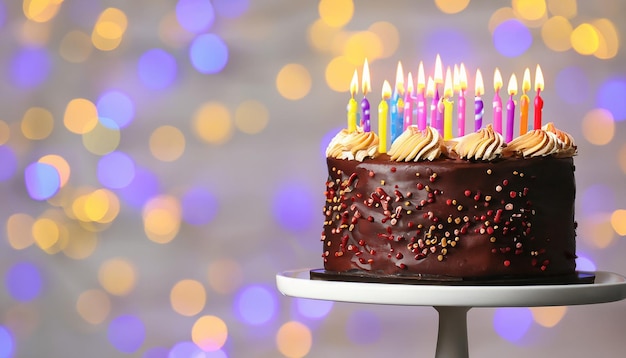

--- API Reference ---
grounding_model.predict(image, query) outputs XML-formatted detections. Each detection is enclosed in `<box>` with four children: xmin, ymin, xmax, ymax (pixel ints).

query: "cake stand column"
<box><xmin>433</xmin><ymin>306</ymin><xmax>470</xmax><ymax>358</ymax></box>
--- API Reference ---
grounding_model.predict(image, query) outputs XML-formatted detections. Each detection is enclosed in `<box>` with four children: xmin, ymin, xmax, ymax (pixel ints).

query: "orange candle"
<box><xmin>519</xmin><ymin>68</ymin><xmax>530</xmax><ymax>135</ymax></box>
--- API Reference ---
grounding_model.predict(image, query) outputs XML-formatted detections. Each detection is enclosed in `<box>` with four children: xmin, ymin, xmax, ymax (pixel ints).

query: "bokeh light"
<box><xmin>24</xmin><ymin>162</ymin><xmax>60</xmax><ymax>200</ymax></box>
<box><xmin>107</xmin><ymin>314</ymin><xmax>145</xmax><ymax>354</ymax></box>
<box><xmin>0</xmin><ymin>325</ymin><xmax>14</xmax><ymax>358</ymax></box>
<box><xmin>576</xmin><ymin>254</ymin><xmax>597</xmax><ymax>271</ymax></box>
<box><xmin>580</xmin><ymin>184</ymin><xmax>615</xmax><ymax>216</ymax></box>
<box><xmin>181</xmin><ymin>186</ymin><xmax>218</xmax><ymax>226</ymax></box>
<box><xmin>97</xmin><ymin>90</ymin><xmax>135</xmax><ymax>129</ymax></box>
<box><xmin>493</xmin><ymin>307</ymin><xmax>533</xmax><ymax>342</ymax></box>
<box><xmin>32</xmin><ymin>217</ymin><xmax>60</xmax><ymax>252</ymax></box>
<box><xmin>76</xmin><ymin>289</ymin><xmax>112</xmax><ymax>325</ymax></box>
<box><xmin>541</xmin><ymin>16</ymin><xmax>572</xmax><ymax>52</ymax></box>
<box><xmin>207</xmin><ymin>258</ymin><xmax>243</xmax><ymax>295</ymax></box>
<box><xmin>276</xmin><ymin>321</ymin><xmax>312</xmax><ymax>358</ymax></box>
<box><xmin>435</xmin><ymin>0</ymin><xmax>470</xmax><ymax>14</ymax></box>
<box><xmin>150</xmin><ymin>125</ymin><xmax>186</xmax><ymax>162</ymax></box>
<box><xmin>138</xmin><ymin>49</ymin><xmax>178</xmax><ymax>90</ymax></box>
<box><xmin>59</xmin><ymin>30</ymin><xmax>93</xmax><ymax>63</ymax></box>
<box><xmin>23</xmin><ymin>0</ymin><xmax>62</xmax><ymax>23</ymax></box>
<box><xmin>21</xmin><ymin>107</ymin><xmax>54</xmax><ymax>140</ymax></box>
<box><xmin>176</xmin><ymin>0</ymin><xmax>215</xmax><ymax>34</ymax></box>
<box><xmin>213</xmin><ymin>0</ymin><xmax>249</xmax><ymax>18</ymax></box>
<box><xmin>512</xmin><ymin>0</ymin><xmax>547</xmax><ymax>21</ymax></box>
<box><xmin>343</xmin><ymin>31</ymin><xmax>383</xmax><ymax>65</ymax></box>
<box><xmin>189</xmin><ymin>34</ymin><xmax>229</xmax><ymax>74</ymax></box>
<box><xmin>92</xmin><ymin>7</ymin><xmax>128</xmax><ymax>51</ymax></box>
<box><xmin>0</xmin><ymin>145</ymin><xmax>18</xmax><ymax>181</ymax></box>
<box><xmin>170</xmin><ymin>279</ymin><xmax>206</xmax><ymax>317</ymax></box>
<box><xmin>591</xmin><ymin>18</ymin><xmax>619</xmax><ymax>59</ymax></box>
<box><xmin>276</xmin><ymin>64</ymin><xmax>312</xmax><ymax>100</ymax></box>
<box><xmin>234</xmin><ymin>285</ymin><xmax>277</xmax><ymax>325</ymax></box>
<box><xmin>492</xmin><ymin>19</ymin><xmax>532</xmax><ymax>57</ymax></box>
<box><xmin>98</xmin><ymin>151</ymin><xmax>136</xmax><ymax>189</ymax></box>
<box><xmin>294</xmin><ymin>298</ymin><xmax>333</xmax><ymax>320</ymax></box>
<box><xmin>82</xmin><ymin>118</ymin><xmax>121</xmax><ymax>155</ymax></box>
<box><xmin>116</xmin><ymin>166</ymin><xmax>161</xmax><ymax>209</ymax></box>
<box><xmin>98</xmin><ymin>257</ymin><xmax>137</xmax><ymax>296</ymax></box>
<box><xmin>168</xmin><ymin>341</ymin><xmax>211</xmax><ymax>358</ymax></box>
<box><xmin>9</xmin><ymin>47</ymin><xmax>51</xmax><ymax>88</ymax></box>
<box><xmin>368</xmin><ymin>22</ymin><xmax>399</xmax><ymax>59</ymax></box>
<box><xmin>0</xmin><ymin>120</ymin><xmax>9</xmax><ymax>145</ymax></box>
<box><xmin>143</xmin><ymin>195</ymin><xmax>182</xmax><ymax>244</ymax></box>
<box><xmin>5</xmin><ymin>262</ymin><xmax>43</xmax><ymax>302</ymax></box>
<box><xmin>579</xmin><ymin>214</ymin><xmax>615</xmax><ymax>249</ymax></box>
<box><xmin>546</xmin><ymin>0</ymin><xmax>577</xmax><ymax>18</ymax></box>
<box><xmin>346</xmin><ymin>310</ymin><xmax>381</xmax><ymax>345</ymax></box>
<box><xmin>6</xmin><ymin>213</ymin><xmax>35</xmax><ymax>250</ymax></box>
<box><xmin>571</xmin><ymin>23</ymin><xmax>599</xmax><ymax>55</ymax></box>
<box><xmin>610</xmin><ymin>209</ymin><xmax>626</xmax><ymax>236</ymax></box>
<box><xmin>234</xmin><ymin>100</ymin><xmax>270</xmax><ymax>134</ymax></box>
<box><xmin>64</xmin><ymin>98</ymin><xmax>99</xmax><ymax>134</ymax></box>
<box><xmin>191</xmin><ymin>315</ymin><xmax>228</xmax><ymax>351</ymax></box>
<box><xmin>530</xmin><ymin>306</ymin><xmax>567</xmax><ymax>328</ymax></box>
<box><xmin>581</xmin><ymin>108</ymin><xmax>614</xmax><ymax>145</ymax></box>
<box><xmin>325</xmin><ymin>56</ymin><xmax>355</xmax><ymax>92</ymax></box>
<box><xmin>307</xmin><ymin>19</ymin><xmax>342</xmax><ymax>53</ymax></box>
<box><xmin>318</xmin><ymin>0</ymin><xmax>353</xmax><ymax>28</ymax></box>
<box><xmin>272</xmin><ymin>182</ymin><xmax>317</xmax><ymax>233</ymax></box>
<box><xmin>38</xmin><ymin>155</ymin><xmax>70</xmax><ymax>188</ymax></box>
<box><xmin>192</xmin><ymin>101</ymin><xmax>232</xmax><ymax>145</ymax></box>
<box><xmin>596</xmin><ymin>78</ymin><xmax>626</xmax><ymax>121</ymax></box>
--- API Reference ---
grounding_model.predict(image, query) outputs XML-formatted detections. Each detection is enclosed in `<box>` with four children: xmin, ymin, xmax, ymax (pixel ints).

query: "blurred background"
<box><xmin>0</xmin><ymin>0</ymin><xmax>625</xmax><ymax>357</ymax></box>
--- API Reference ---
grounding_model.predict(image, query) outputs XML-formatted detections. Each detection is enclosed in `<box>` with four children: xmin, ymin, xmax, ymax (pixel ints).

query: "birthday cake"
<box><xmin>317</xmin><ymin>59</ymin><xmax>580</xmax><ymax>283</ymax></box>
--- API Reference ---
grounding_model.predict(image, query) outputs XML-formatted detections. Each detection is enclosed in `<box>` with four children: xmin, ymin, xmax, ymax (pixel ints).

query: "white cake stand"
<box><xmin>276</xmin><ymin>269</ymin><xmax>626</xmax><ymax>358</ymax></box>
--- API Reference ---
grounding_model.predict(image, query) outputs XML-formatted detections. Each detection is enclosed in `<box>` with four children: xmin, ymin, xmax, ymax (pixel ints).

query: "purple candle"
<box><xmin>474</xmin><ymin>69</ymin><xmax>484</xmax><ymax>131</ymax></box>
<box><xmin>435</xmin><ymin>88</ymin><xmax>443</xmax><ymax>134</ymax></box>
<box><xmin>457</xmin><ymin>64</ymin><xmax>468</xmax><ymax>136</ymax></box>
<box><xmin>506</xmin><ymin>74</ymin><xmax>518</xmax><ymax>142</ymax></box>
<box><xmin>427</xmin><ymin>76</ymin><xmax>436</xmax><ymax>128</ymax></box>
<box><xmin>361</xmin><ymin>59</ymin><xmax>371</xmax><ymax>131</ymax></box>
<box><xmin>492</xmin><ymin>68</ymin><xmax>503</xmax><ymax>135</ymax></box>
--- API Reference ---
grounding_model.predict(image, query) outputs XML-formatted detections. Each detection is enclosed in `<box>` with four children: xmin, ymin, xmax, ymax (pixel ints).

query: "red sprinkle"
<box><xmin>503</xmin><ymin>260</ymin><xmax>511</xmax><ymax>267</ymax></box>
<box><xmin>391</xmin><ymin>167</ymin><xmax>397</xmax><ymax>173</ymax></box>
<box><xmin>417</xmin><ymin>183</ymin><xmax>424</xmax><ymax>190</ymax></box>
<box><xmin>368</xmin><ymin>170</ymin><xmax>375</xmax><ymax>177</ymax></box>
<box><xmin>503</xmin><ymin>179</ymin><xmax>509</xmax><ymax>186</ymax></box>
<box><xmin>510</xmin><ymin>191</ymin><xmax>517</xmax><ymax>198</ymax></box>
<box><xmin>464</xmin><ymin>190</ymin><xmax>471</xmax><ymax>197</ymax></box>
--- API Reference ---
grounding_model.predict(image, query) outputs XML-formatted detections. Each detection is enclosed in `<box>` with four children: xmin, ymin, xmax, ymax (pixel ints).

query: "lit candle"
<box><xmin>533</xmin><ymin>65</ymin><xmax>544</xmax><ymax>130</ymax></box>
<box><xmin>361</xmin><ymin>59</ymin><xmax>371</xmax><ymax>132</ymax></box>
<box><xmin>416</xmin><ymin>61</ymin><xmax>427</xmax><ymax>130</ymax></box>
<box><xmin>391</xmin><ymin>61</ymin><xmax>405</xmax><ymax>142</ymax></box>
<box><xmin>457</xmin><ymin>63</ymin><xmax>468</xmax><ymax>136</ymax></box>
<box><xmin>493</xmin><ymin>68</ymin><xmax>503</xmax><ymax>135</ymax></box>
<box><xmin>379</xmin><ymin>80</ymin><xmax>392</xmax><ymax>153</ymax></box>
<box><xmin>347</xmin><ymin>69</ymin><xmax>358</xmax><ymax>132</ymax></box>
<box><xmin>474</xmin><ymin>69</ymin><xmax>484</xmax><ymax>131</ymax></box>
<box><xmin>441</xmin><ymin>67</ymin><xmax>454</xmax><ymax>140</ymax></box>
<box><xmin>404</xmin><ymin>72</ymin><xmax>414</xmax><ymax>130</ymax></box>
<box><xmin>506</xmin><ymin>74</ymin><xmax>518</xmax><ymax>142</ymax></box>
<box><xmin>519</xmin><ymin>68</ymin><xmax>531</xmax><ymax>135</ymax></box>
<box><xmin>426</xmin><ymin>76</ymin><xmax>436</xmax><ymax>128</ymax></box>
<box><xmin>434</xmin><ymin>54</ymin><xmax>444</xmax><ymax>134</ymax></box>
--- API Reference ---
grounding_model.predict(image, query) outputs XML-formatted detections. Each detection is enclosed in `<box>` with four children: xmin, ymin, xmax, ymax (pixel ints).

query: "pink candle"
<box><xmin>457</xmin><ymin>64</ymin><xmax>468</xmax><ymax>136</ymax></box>
<box><xmin>492</xmin><ymin>68</ymin><xmax>503</xmax><ymax>135</ymax></box>
<box><xmin>434</xmin><ymin>54</ymin><xmax>444</xmax><ymax>134</ymax></box>
<box><xmin>426</xmin><ymin>76</ymin><xmax>436</xmax><ymax>128</ymax></box>
<box><xmin>361</xmin><ymin>59</ymin><xmax>371</xmax><ymax>132</ymax></box>
<box><xmin>474</xmin><ymin>69</ymin><xmax>484</xmax><ymax>131</ymax></box>
<box><xmin>506</xmin><ymin>74</ymin><xmax>518</xmax><ymax>142</ymax></box>
<box><xmin>404</xmin><ymin>72</ymin><xmax>414</xmax><ymax>129</ymax></box>
<box><xmin>416</xmin><ymin>62</ymin><xmax>427</xmax><ymax>130</ymax></box>
<box><xmin>533</xmin><ymin>65</ymin><xmax>544</xmax><ymax>130</ymax></box>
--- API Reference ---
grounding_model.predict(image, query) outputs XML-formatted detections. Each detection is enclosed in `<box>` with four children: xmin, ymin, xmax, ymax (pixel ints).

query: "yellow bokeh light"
<box><xmin>546</xmin><ymin>0</ymin><xmax>577</xmax><ymax>18</ymax></box>
<box><xmin>82</xmin><ymin>120</ymin><xmax>120</xmax><ymax>155</ymax></box>
<box><xmin>64</xmin><ymin>98</ymin><xmax>99</xmax><ymax>134</ymax></box>
<box><xmin>0</xmin><ymin>119</ymin><xmax>9</xmax><ymax>145</ymax></box>
<box><xmin>530</xmin><ymin>306</ymin><xmax>567</xmax><ymax>327</ymax></box>
<box><xmin>150</xmin><ymin>125</ymin><xmax>185</xmax><ymax>162</ymax></box>
<box><xmin>18</xmin><ymin>20</ymin><xmax>51</xmax><ymax>47</ymax></box>
<box><xmin>62</xmin><ymin>228</ymin><xmax>98</xmax><ymax>260</ymax></box>
<box><xmin>276</xmin><ymin>321</ymin><xmax>312</xmax><ymax>358</ymax></box>
<box><xmin>170</xmin><ymin>279</ymin><xmax>207</xmax><ymax>317</ymax></box>
<box><xmin>192</xmin><ymin>102</ymin><xmax>233</xmax><ymax>145</ymax></box>
<box><xmin>207</xmin><ymin>258</ymin><xmax>243</xmax><ymax>294</ymax></box>
<box><xmin>84</xmin><ymin>189</ymin><xmax>112</xmax><ymax>222</ymax></box>
<box><xmin>541</xmin><ymin>16</ymin><xmax>572</xmax><ymax>52</ymax></box>
<box><xmin>343</xmin><ymin>31</ymin><xmax>383</xmax><ymax>65</ymax></box>
<box><xmin>192</xmin><ymin>315</ymin><xmax>228</xmax><ymax>352</ymax></box>
<box><xmin>581</xmin><ymin>108</ymin><xmax>614</xmax><ymax>145</ymax></box>
<box><xmin>158</xmin><ymin>11</ymin><xmax>195</xmax><ymax>49</ymax></box>
<box><xmin>318</xmin><ymin>0</ymin><xmax>353</xmax><ymax>28</ymax></box>
<box><xmin>618</xmin><ymin>143</ymin><xmax>626</xmax><ymax>175</ymax></box>
<box><xmin>512</xmin><ymin>0</ymin><xmax>547</xmax><ymax>21</ymax></box>
<box><xmin>59</xmin><ymin>30</ymin><xmax>93</xmax><ymax>63</ymax></box>
<box><xmin>591</xmin><ymin>18</ymin><xmax>619</xmax><ymax>60</ymax></box>
<box><xmin>276</xmin><ymin>64</ymin><xmax>312</xmax><ymax>100</ymax></box>
<box><xmin>571</xmin><ymin>23</ymin><xmax>599</xmax><ymax>55</ymax></box>
<box><xmin>91</xmin><ymin>8</ymin><xmax>127</xmax><ymax>51</ymax></box>
<box><xmin>38</xmin><ymin>154</ymin><xmax>70</xmax><ymax>188</ymax></box>
<box><xmin>21</xmin><ymin>107</ymin><xmax>54</xmax><ymax>140</ymax></box>
<box><xmin>6</xmin><ymin>213</ymin><xmax>35</xmax><ymax>250</ymax></box>
<box><xmin>235</xmin><ymin>100</ymin><xmax>270</xmax><ymax>135</ymax></box>
<box><xmin>579</xmin><ymin>214</ymin><xmax>615</xmax><ymax>249</ymax></box>
<box><xmin>325</xmin><ymin>56</ymin><xmax>355</xmax><ymax>92</ymax></box>
<box><xmin>32</xmin><ymin>217</ymin><xmax>60</xmax><ymax>250</ymax></box>
<box><xmin>488</xmin><ymin>7</ymin><xmax>516</xmax><ymax>34</ymax></box>
<box><xmin>98</xmin><ymin>257</ymin><xmax>137</xmax><ymax>296</ymax></box>
<box><xmin>368</xmin><ymin>22</ymin><xmax>399</xmax><ymax>59</ymax></box>
<box><xmin>23</xmin><ymin>0</ymin><xmax>63</xmax><ymax>23</ymax></box>
<box><xmin>307</xmin><ymin>18</ymin><xmax>341</xmax><ymax>53</ymax></box>
<box><xmin>143</xmin><ymin>195</ymin><xmax>181</xmax><ymax>244</ymax></box>
<box><xmin>76</xmin><ymin>289</ymin><xmax>111</xmax><ymax>325</ymax></box>
<box><xmin>435</xmin><ymin>0</ymin><xmax>470</xmax><ymax>14</ymax></box>
<box><xmin>610</xmin><ymin>209</ymin><xmax>626</xmax><ymax>236</ymax></box>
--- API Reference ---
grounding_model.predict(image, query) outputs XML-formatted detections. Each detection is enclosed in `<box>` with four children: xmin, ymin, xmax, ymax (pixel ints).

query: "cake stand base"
<box><xmin>276</xmin><ymin>269</ymin><xmax>626</xmax><ymax>358</ymax></box>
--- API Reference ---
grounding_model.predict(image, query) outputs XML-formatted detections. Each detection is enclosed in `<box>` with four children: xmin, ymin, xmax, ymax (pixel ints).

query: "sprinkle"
<box><xmin>380</xmin><ymin>180</ymin><xmax>385</xmax><ymax>185</ymax></box>
<box><xmin>510</xmin><ymin>191</ymin><xmax>517</xmax><ymax>198</ymax></box>
<box><xmin>437</xmin><ymin>255</ymin><xmax>444</xmax><ymax>261</ymax></box>
<box><xmin>368</xmin><ymin>170</ymin><xmax>375</xmax><ymax>177</ymax></box>
<box><xmin>464</xmin><ymin>190</ymin><xmax>471</xmax><ymax>197</ymax></box>
<box><xmin>503</xmin><ymin>260</ymin><xmax>511</xmax><ymax>267</ymax></box>
<box><xmin>391</xmin><ymin>167</ymin><xmax>396</xmax><ymax>173</ymax></box>
<box><xmin>487</xmin><ymin>169</ymin><xmax>492</xmax><ymax>174</ymax></box>
<box><xmin>495</xmin><ymin>185</ymin><xmax>502</xmax><ymax>192</ymax></box>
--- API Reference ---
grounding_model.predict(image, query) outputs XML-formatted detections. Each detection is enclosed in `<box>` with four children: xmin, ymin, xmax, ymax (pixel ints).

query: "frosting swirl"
<box><xmin>543</xmin><ymin>122</ymin><xmax>577</xmax><ymax>157</ymax></box>
<box><xmin>388</xmin><ymin>126</ymin><xmax>444</xmax><ymax>161</ymax></box>
<box><xmin>502</xmin><ymin>122</ymin><xmax>576</xmax><ymax>158</ymax></box>
<box><xmin>450</xmin><ymin>124</ymin><xmax>505</xmax><ymax>161</ymax></box>
<box><xmin>326</xmin><ymin>128</ymin><xmax>379</xmax><ymax>161</ymax></box>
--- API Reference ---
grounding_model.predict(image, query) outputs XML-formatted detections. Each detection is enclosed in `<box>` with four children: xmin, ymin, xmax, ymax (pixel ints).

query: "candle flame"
<box><xmin>434</xmin><ymin>54</ymin><xmax>443</xmax><ymax>84</ymax></box>
<box><xmin>406</xmin><ymin>72</ymin><xmax>414</xmax><ymax>94</ymax></box>
<box><xmin>395</xmin><ymin>61</ymin><xmax>405</xmax><ymax>95</ymax></box>
<box><xmin>444</xmin><ymin>67</ymin><xmax>453</xmax><ymax>98</ymax></box>
<box><xmin>475</xmin><ymin>69</ymin><xmax>484</xmax><ymax>96</ymax></box>
<box><xmin>508</xmin><ymin>74</ymin><xmax>518</xmax><ymax>95</ymax></box>
<box><xmin>522</xmin><ymin>68</ymin><xmax>531</xmax><ymax>93</ymax></box>
<box><xmin>493</xmin><ymin>68</ymin><xmax>503</xmax><ymax>91</ymax></box>
<box><xmin>459</xmin><ymin>63</ymin><xmax>468</xmax><ymax>91</ymax></box>
<box><xmin>382</xmin><ymin>80</ymin><xmax>392</xmax><ymax>100</ymax></box>
<box><xmin>417</xmin><ymin>61</ymin><xmax>426</xmax><ymax>91</ymax></box>
<box><xmin>362</xmin><ymin>58</ymin><xmax>371</xmax><ymax>95</ymax></box>
<box><xmin>426</xmin><ymin>76</ymin><xmax>435</xmax><ymax>97</ymax></box>
<box><xmin>453</xmin><ymin>64</ymin><xmax>460</xmax><ymax>92</ymax></box>
<box><xmin>350</xmin><ymin>69</ymin><xmax>358</xmax><ymax>98</ymax></box>
<box><xmin>534</xmin><ymin>64</ymin><xmax>544</xmax><ymax>91</ymax></box>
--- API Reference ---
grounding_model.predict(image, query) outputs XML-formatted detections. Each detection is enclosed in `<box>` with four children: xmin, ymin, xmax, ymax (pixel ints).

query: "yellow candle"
<box><xmin>347</xmin><ymin>69</ymin><xmax>358</xmax><ymax>132</ymax></box>
<box><xmin>378</xmin><ymin>80</ymin><xmax>392</xmax><ymax>153</ymax></box>
<box><xmin>519</xmin><ymin>68</ymin><xmax>531</xmax><ymax>135</ymax></box>
<box><xmin>443</xmin><ymin>67</ymin><xmax>454</xmax><ymax>140</ymax></box>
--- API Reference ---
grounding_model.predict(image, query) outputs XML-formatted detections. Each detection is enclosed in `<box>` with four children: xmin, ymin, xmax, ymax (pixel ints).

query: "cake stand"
<box><xmin>276</xmin><ymin>269</ymin><xmax>626</xmax><ymax>358</ymax></box>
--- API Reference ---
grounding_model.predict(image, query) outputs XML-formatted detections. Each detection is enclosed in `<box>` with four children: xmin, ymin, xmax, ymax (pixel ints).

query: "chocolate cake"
<box><xmin>318</xmin><ymin>124</ymin><xmax>580</xmax><ymax>282</ymax></box>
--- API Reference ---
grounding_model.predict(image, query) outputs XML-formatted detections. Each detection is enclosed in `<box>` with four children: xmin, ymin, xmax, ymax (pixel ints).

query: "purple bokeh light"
<box><xmin>575</xmin><ymin>252</ymin><xmax>597</xmax><ymax>272</ymax></box>
<box><xmin>98</xmin><ymin>151</ymin><xmax>136</xmax><ymax>189</ymax></box>
<box><xmin>181</xmin><ymin>186</ymin><xmax>219</xmax><ymax>226</ymax></box>
<box><xmin>9</xmin><ymin>47</ymin><xmax>52</xmax><ymax>89</ymax></box>
<box><xmin>555</xmin><ymin>66</ymin><xmax>590</xmax><ymax>105</ymax></box>
<box><xmin>0</xmin><ymin>325</ymin><xmax>14</xmax><ymax>358</ymax></box>
<box><xmin>272</xmin><ymin>182</ymin><xmax>317</xmax><ymax>233</ymax></box>
<box><xmin>97</xmin><ymin>90</ymin><xmax>135</xmax><ymax>129</ymax></box>
<box><xmin>142</xmin><ymin>346</ymin><xmax>168</xmax><ymax>358</ymax></box>
<box><xmin>138</xmin><ymin>49</ymin><xmax>178</xmax><ymax>90</ymax></box>
<box><xmin>176</xmin><ymin>0</ymin><xmax>215</xmax><ymax>33</ymax></box>
<box><xmin>493</xmin><ymin>307</ymin><xmax>533</xmax><ymax>342</ymax></box>
<box><xmin>421</xmin><ymin>28</ymin><xmax>471</xmax><ymax>65</ymax></box>
<box><xmin>493</xmin><ymin>20</ymin><xmax>532</xmax><ymax>58</ymax></box>
<box><xmin>580</xmin><ymin>184</ymin><xmax>616</xmax><ymax>216</ymax></box>
<box><xmin>5</xmin><ymin>261</ymin><xmax>43</xmax><ymax>302</ymax></box>
<box><xmin>346</xmin><ymin>310</ymin><xmax>382</xmax><ymax>345</ymax></box>
<box><xmin>213</xmin><ymin>0</ymin><xmax>249</xmax><ymax>18</ymax></box>
<box><xmin>189</xmin><ymin>34</ymin><xmax>229</xmax><ymax>74</ymax></box>
<box><xmin>24</xmin><ymin>162</ymin><xmax>60</xmax><ymax>200</ymax></box>
<box><xmin>107</xmin><ymin>314</ymin><xmax>145</xmax><ymax>353</ymax></box>
<box><xmin>0</xmin><ymin>145</ymin><xmax>18</xmax><ymax>181</ymax></box>
<box><xmin>294</xmin><ymin>297</ymin><xmax>334</xmax><ymax>320</ymax></box>
<box><xmin>116</xmin><ymin>166</ymin><xmax>161</xmax><ymax>209</ymax></box>
<box><xmin>596</xmin><ymin>77</ymin><xmax>626</xmax><ymax>121</ymax></box>
<box><xmin>234</xmin><ymin>285</ymin><xmax>277</xmax><ymax>325</ymax></box>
